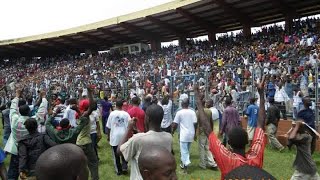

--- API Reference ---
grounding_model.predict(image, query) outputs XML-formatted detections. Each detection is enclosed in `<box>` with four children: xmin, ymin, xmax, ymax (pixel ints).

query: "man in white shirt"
<box><xmin>106</xmin><ymin>100</ymin><xmax>130</xmax><ymax>176</ymax></box>
<box><xmin>172</xmin><ymin>98</ymin><xmax>197</xmax><ymax>174</ymax></box>
<box><xmin>158</xmin><ymin>95</ymin><xmax>173</xmax><ymax>133</ymax></box>
<box><xmin>274</xmin><ymin>83</ymin><xmax>288</xmax><ymax>120</ymax></box>
<box><xmin>118</xmin><ymin>104</ymin><xmax>173</xmax><ymax>180</ymax></box>
<box><xmin>63</xmin><ymin>99</ymin><xmax>78</xmax><ymax>127</ymax></box>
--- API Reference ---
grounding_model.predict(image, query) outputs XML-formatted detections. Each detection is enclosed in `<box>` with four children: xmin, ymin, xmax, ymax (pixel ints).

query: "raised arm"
<box><xmin>194</xmin><ymin>85</ymin><xmax>212</xmax><ymax>137</ymax></box>
<box><xmin>10</xmin><ymin>89</ymin><xmax>21</xmax><ymax>121</ymax></box>
<box><xmin>35</xmin><ymin>90</ymin><xmax>48</xmax><ymax>122</ymax></box>
<box><xmin>82</xmin><ymin>86</ymin><xmax>94</xmax><ymax>117</ymax></box>
<box><xmin>257</xmin><ymin>75</ymin><xmax>266</xmax><ymax>129</ymax></box>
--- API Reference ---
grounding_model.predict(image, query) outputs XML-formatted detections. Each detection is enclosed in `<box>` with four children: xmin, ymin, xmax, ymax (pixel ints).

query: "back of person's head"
<box><xmin>19</xmin><ymin>104</ymin><xmax>30</xmax><ymax>116</ymax></box>
<box><xmin>145</xmin><ymin>96</ymin><xmax>152</xmax><ymax>103</ymax></box>
<box><xmin>146</xmin><ymin>104</ymin><xmax>164</xmax><ymax>127</ymax></box>
<box><xmin>18</xmin><ymin>99</ymin><xmax>27</xmax><ymax>107</ymax></box>
<box><xmin>24</xmin><ymin>118</ymin><xmax>38</xmax><ymax>134</ymax></box>
<box><xmin>139</xmin><ymin>145</ymin><xmax>177</xmax><ymax>180</ymax></box>
<box><xmin>228</xmin><ymin>127</ymin><xmax>248</xmax><ymax>150</ymax></box>
<box><xmin>161</xmin><ymin>96</ymin><xmax>169</xmax><ymax>105</ymax></box>
<box><xmin>225</xmin><ymin>96</ymin><xmax>232</xmax><ymax>106</ymax></box>
<box><xmin>68</xmin><ymin>98</ymin><xmax>77</xmax><ymax>105</ymax></box>
<box><xmin>249</xmin><ymin>98</ymin><xmax>256</xmax><ymax>104</ymax></box>
<box><xmin>224</xmin><ymin>165</ymin><xmax>276</xmax><ymax>180</ymax></box>
<box><xmin>116</xmin><ymin>99</ymin><xmax>123</xmax><ymax>108</ymax></box>
<box><xmin>60</xmin><ymin>118</ymin><xmax>70</xmax><ymax>129</ymax></box>
<box><xmin>181</xmin><ymin>98</ymin><xmax>189</xmax><ymax>108</ymax></box>
<box><xmin>35</xmin><ymin>143</ymin><xmax>88</xmax><ymax>180</ymax></box>
<box><xmin>132</xmin><ymin>96</ymin><xmax>140</xmax><ymax>106</ymax></box>
<box><xmin>206</xmin><ymin>99</ymin><xmax>213</xmax><ymax>108</ymax></box>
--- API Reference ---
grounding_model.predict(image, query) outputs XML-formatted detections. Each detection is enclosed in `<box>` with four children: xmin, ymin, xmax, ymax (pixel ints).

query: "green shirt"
<box><xmin>46</xmin><ymin>116</ymin><xmax>89</xmax><ymax>144</ymax></box>
<box><xmin>76</xmin><ymin>117</ymin><xmax>92</xmax><ymax>146</ymax></box>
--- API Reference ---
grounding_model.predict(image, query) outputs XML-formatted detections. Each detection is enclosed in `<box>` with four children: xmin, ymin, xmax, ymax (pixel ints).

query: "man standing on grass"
<box><xmin>76</xmin><ymin>87</ymin><xmax>99</xmax><ymax>180</ymax></box>
<box><xmin>172</xmin><ymin>98</ymin><xmax>197</xmax><ymax>174</ymax></box>
<box><xmin>266</xmin><ymin>97</ymin><xmax>285</xmax><ymax>152</ymax></box>
<box><xmin>106</xmin><ymin>100</ymin><xmax>130</xmax><ymax>176</ymax></box>
<box><xmin>194</xmin><ymin>75</ymin><xmax>267</xmax><ymax>180</ymax></box>
<box><xmin>127</xmin><ymin>97</ymin><xmax>145</xmax><ymax>133</ymax></box>
<box><xmin>118</xmin><ymin>104</ymin><xmax>172</xmax><ymax>180</ymax></box>
<box><xmin>246</xmin><ymin>98</ymin><xmax>259</xmax><ymax>145</ymax></box>
<box><xmin>220</xmin><ymin>96</ymin><xmax>240</xmax><ymax>146</ymax></box>
<box><xmin>288</xmin><ymin>121</ymin><xmax>320</xmax><ymax>180</ymax></box>
<box><xmin>196</xmin><ymin>99</ymin><xmax>217</xmax><ymax>170</ymax></box>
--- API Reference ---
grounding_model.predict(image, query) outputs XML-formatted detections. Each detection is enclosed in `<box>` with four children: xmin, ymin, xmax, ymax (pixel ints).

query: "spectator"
<box><xmin>118</xmin><ymin>104</ymin><xmax>172</xmax><ymax>180</ymax></box>
<box><xmin>172</xmin><ymin>98</ymin><xmax>197</xmax><ymax>174</ymax></box>
<box><xmin>127</xmin><ymin>97</ymin><xmax>145</xmax><ymax>133</ymax></box>
<box><xmin>106</xmin><ymin>100</ymin><xmax>130</xmax><ymax>175</ymax></box>
<box><xmin>18</xmin><ymin>118</ymin><xmax>56</xmax><ymax>179</ymax></box>
<box><xmin>157</xmin><ymin>95</ymin><xmax>173</xmax><ymax>133</ymax></box>
<box><xmin>246</xmin><ymin>98</ymin><xmax>259</xmax><ymax>145</ymax></box>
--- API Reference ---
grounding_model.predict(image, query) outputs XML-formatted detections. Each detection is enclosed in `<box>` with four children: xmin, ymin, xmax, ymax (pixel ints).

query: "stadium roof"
<box><xmin>1</xmin><ymin>0</ymin><xmax>320</xmax><ymax>58</ymax></box>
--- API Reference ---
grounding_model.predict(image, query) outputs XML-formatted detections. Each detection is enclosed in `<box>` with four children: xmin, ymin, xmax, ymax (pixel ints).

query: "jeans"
<box><xmin>180</xmin><ymin>142</ymin><xmax>191</xmax><ymax>166</ymax></box>
<box><xmin>266</xmin><ymin>123</ymin><xmax>284</xmax><ymax>150</ymax></box>
<box><xmin>102</xmin><ymin>115</ymin><xmax>108</xmax><ymax>134</ymax></box>
<box><xmin>8</xmin><ymin>154</ymin><xmax>19</xmax><ymax>180</ymax></box>
<box><xmin>3</xmin><ymin>125</ymin><xmax>11</xmax><ymax>147</ymax></box>
<box><xmin>111</xmin><ymin>146</ymin><xmax>127</xmax><ymax>174</ymax></box>
<box><xmin>79</xmin><ymin>143</ymin><xmax>99</xmax><ymax>180</ymax></box>
<box><xmin>90</xmin><ymin>133</ymin><xmax>99</xmax><ymax>159</ymax></box>
<box><xmin>198</xmin><ymin>134</ymin><xmax>217</xmax><ymax>168</ymax></box>
<box><xmin>291</xmin><ymin>170</ymin><xmax>320</xmax><ymax>180</ymax></box>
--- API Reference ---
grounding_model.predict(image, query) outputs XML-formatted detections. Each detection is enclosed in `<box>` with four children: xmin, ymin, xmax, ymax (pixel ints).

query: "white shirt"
<box><xmin>90</xmin><ymin>110</ymin><xmax>99</xmax><ymax>134</ymax></box>
<box><xmin>274</xmin><ymin>86</ymin><xmax>289</xmax><ymax>103</ymax></box>
<box><xmin>158</xmin><ymin>100</ymin><xmax>173</xmax><ymax>128</ymax></box>
<box><xmin>63</xmin><ymin>105</ymin><xmax>77</xmax><ymax>127</ymax></box>
<box><xmin>210</xmin><ymin>107</ymin><xmax>220</xmax><ymax>121</ymax></box>
<box><xmin>106</xmin><ymin>110</ymin><xmax>130</xmax><ymax>146</ymax></box>
<box><xmin>174</xmin><ymin>109</ymin><xmax>197</xmax><ymax>142</ymax></box>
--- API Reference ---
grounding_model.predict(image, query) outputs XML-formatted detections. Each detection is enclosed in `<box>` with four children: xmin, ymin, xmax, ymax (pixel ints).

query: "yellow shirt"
<box><xmin>217</xmin><ymin>58</ymin><xmax>223</xmax><ymax>67</ymax></box>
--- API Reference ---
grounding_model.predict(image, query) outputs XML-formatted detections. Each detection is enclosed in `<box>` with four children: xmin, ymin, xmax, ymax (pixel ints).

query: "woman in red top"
<box><xmin>194</xmin><ymin>75</ymin><xmax>267</xmax><ymax>180</ymax></box>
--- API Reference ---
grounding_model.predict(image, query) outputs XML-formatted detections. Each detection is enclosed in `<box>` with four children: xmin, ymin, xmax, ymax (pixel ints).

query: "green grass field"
<box><xmin>2</xmin><ymin>119</ymin><xmax>320</xmax><ymax>180</ymax></box>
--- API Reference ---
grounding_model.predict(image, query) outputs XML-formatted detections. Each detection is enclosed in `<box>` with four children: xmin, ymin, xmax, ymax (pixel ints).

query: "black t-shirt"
<box><xmin>290</xmin><ymin>132</ymin><xmax>317</xmax><ymax>175</ymax></box>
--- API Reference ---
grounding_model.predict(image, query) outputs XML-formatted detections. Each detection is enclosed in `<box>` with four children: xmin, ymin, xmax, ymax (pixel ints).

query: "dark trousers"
<box><xmin>79</xmin><ymin>143</ymin><xmax>99</xmax><ymax>180</ymax></box>
<box><xmin>102</xmin><ymin>115</ymin><xmax>108</xmax><ymax>134</ymax></box>
<box><xmin>275</xmin><ymin>102</ymin><xmax>287</xmax><ymax>120</ymax></box>
<box><xmin>90</xmin><ymin>133</ymin><xmax>99</xmax><ymax>159</ymax></box>
<box><xmin>8</xmin><ymin>154</ymin><xmax>19</xmax><ymax>180</ymax></box>
<box><xmin>111</xmin><ymin>146</ymin><xmax>127</xmax><ymax>174</ymax></box>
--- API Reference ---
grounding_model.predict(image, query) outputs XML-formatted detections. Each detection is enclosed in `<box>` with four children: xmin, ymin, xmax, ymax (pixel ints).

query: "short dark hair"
<box><xmin>60</xmin><ymin>118</ymin><xmax>70</xmax><ymax>129</ymax></box>
<box><xmin>68</xmin><ymin>98</ymin><xmax>77</xmax><ymax>105</ymax></box>
<box><xmin>24</xmin><ymin>118</ymin><xmax>38</xmax><ymax>134</ymax></box>
<box><xmin>181</xmin><ymin>98</ymin><xmax>189</xmax><ymax>108</ymax></box>
<box><xmin>224</xmin><ymin>165</ymin><xmax>276</xmax><ymax>180</ymax></box>
<box><xmin>146</xmin><ymin>104</ymin><xmax>164</xmax><ymax>126</ymax></box>
<box><xmin>116</xmin><ymin>100</ymin><xmax>123</xmax><ymax>108</ymax></box>
<box><xmin>161</xmin><ymin>96</ymin><xmax>169</xmax><ymax>105</ymax></box>
<box><xmin>268</xmin><ymin>97</ymin><xmax>275</xmax><ymax>104</ymax></box>
<box><xmin>225</xmin><ymin>96</ymin><xmax>232</xmax><ymax>106</ymax></box>
<box><xmin>145</xmin><ymin>96</ymin><xmax>152</xmax><ymax>103</ymax></box>
<box><xmin>228</xmin><ymin>127</ymin><xmax>248</xmax><ymax>149</ymax></box>
<box><xmin>19</xmin><ymin>105</ymin><xmax>30</xmax><ymax>116</ymax></box>
<box><xmin>18</xmin><ymin>99</ymin><xmax>27</xmax><ymax>107</ymax></box>
<box><xmin>132</xmin><ymin>97</ymin><xmax>140</xmax><ymax>105</ymax></box>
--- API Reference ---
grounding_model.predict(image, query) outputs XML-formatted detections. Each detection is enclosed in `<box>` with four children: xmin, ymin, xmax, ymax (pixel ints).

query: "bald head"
<box><xmin>139</xmin><ymin>146</ymin><xmax>177</xmax><ymax>180</ymax></box>
<box><xmin>35</xmin><ymin>144</ymin><xmax>88</xmax><ymax>180</ymax></box>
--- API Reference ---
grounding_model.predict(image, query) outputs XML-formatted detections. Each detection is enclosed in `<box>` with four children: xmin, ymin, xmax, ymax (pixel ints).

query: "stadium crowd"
<box><xmin>0</xmin><ymin>17</ymin><xmax>319</xmax><ymax>180</ymax></box>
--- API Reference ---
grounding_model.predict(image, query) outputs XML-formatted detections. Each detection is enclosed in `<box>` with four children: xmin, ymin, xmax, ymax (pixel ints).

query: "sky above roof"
<box><xmin>0</xmin><ymin>0</ymin><xmax>173</xmax><ymax>40</ymax></box>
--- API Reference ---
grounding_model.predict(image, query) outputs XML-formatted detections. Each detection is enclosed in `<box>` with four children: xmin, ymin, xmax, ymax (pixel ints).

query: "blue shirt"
<box><xmin>297</xmin><ymin>108</ymin><xmax>315</xmax><ymax>129</ymax></box>
<box><xmin>267</xmin><ymin>82</ymin><xmax>275</xmax><ymax>98</ymax></box>
<box><xmin>246</xmin><ymin>104</ymin><xmax>259</xmax><ymax>127</ymax></box>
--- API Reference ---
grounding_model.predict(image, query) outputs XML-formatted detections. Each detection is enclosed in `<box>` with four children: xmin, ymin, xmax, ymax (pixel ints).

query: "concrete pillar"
<box><xmin>208</xmin><ymin>31</ymin><xmax>216</xmax><ymax>45</ymax></box>
<box><xmin>179</xmin><ymin>36</ymin><xmax>187</xmax><ymax>48</ymax></box>
<box><xmin>150</xmin><ymin>39</ymin><xmax>161</xmax><ymax>52</ymax></box>
<box><xmin>285</xmin><ymin>15</ymin><xmax>293</xmax><ymax>34</ymax></box>
<box><xmin>243</xmin><ymin>24</ymin><xmax>251</xmax><ymax>39</ymax></box>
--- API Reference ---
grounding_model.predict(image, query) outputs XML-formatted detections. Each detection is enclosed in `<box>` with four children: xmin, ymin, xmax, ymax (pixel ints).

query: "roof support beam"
<box><xmin>176</xmin><ymin>8</ymin><xmax>224</xmax><ymax>34</ymax></box>
<box><xmin>212</xmin><ymin>0</ymin><xmax>254</xmax><ymax>26</ymax></box>
<box><xmin>78</xmin><ymin>32</ymin><xmax>112</xmax><ymax>47</ymax></box>
<box><xmin>97</xmin><ymin>28</ymin><xmax>137</xmax><ymax>44</ymax></box>
<box><xmin>119</xmin><ymin>22</ymin><xmax>162</xmax><ymax>41</ymax></box>
<box><xmin>145</xmin><ymin>16</ymin><xmax>188</xmax><ymax>37</ymax></box>
<box><xmin>270</xmin><ymin>0</ymin><xmax>299</xmax><ymax>18</ymax></box>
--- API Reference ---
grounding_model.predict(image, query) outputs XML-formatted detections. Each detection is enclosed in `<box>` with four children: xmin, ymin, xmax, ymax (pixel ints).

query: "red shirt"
<box><xmin>209</xmin><ymin>128</ymin><xmax>266</xmax><ymax>180</ymax></box>
<box><xmin>127</xmin><ymin>106</ymin><xmax>145</xmax><ymax>133</ymax></box>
